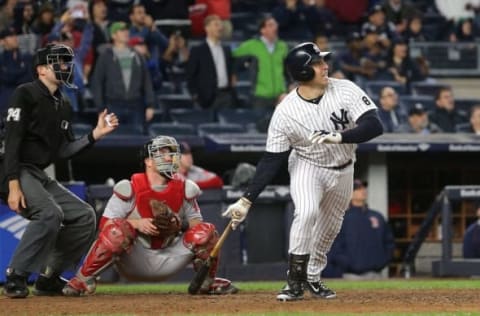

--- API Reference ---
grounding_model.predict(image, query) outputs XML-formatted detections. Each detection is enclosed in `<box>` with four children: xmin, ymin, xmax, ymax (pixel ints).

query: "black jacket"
<box><xmin>187</xmin><ymin>41</ymin><xmax>234</xmax><ymax>108</ymax></box>
<box><xmin>1</xmin><ymin>79</ymin><xmax>95</xmax><ymax>188</ymax></box>
<box><xmin>429</xmin><ymin>107</ymin><xmax>467</xmax><ymax>133</ymax></box>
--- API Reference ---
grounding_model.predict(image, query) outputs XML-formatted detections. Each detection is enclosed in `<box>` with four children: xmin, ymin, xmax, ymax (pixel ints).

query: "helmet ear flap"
<box><xmin>298</xmin><ymin>65</ymin><xmax>315</xmax><ymax>82</ymax></box>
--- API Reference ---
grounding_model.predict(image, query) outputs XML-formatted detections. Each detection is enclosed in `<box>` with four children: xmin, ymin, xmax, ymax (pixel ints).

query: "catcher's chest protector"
<box><xmin>131</xmin><ymin>173</ymin><xmax>185</xmax><ymax>249</ymax></box>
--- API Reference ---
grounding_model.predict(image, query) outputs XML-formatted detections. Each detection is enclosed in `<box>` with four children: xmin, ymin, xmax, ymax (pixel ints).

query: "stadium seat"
<box><xmin>169</xmin><ymin>108</ymin><xmax>216</xmax><ymax>127</ymax></box>
<box><xmin>365</xmin><ymin>81</ymin><xmax>408</xmax><ymax>98</ymax></box>
<box><xmin>111</xmin><ymin>124</ymin><xmax>144</xmax><ymax>136</ymax></box>
<box><xmin>217</xmin><ymin>108</ymin><xmax>258</xmax><ymax>123</ymax></box>
<box><xmin>71</xmin><ymin>123</ymin><xmax>93</xmax><ymax>136</ymax></box>
<box><xmin>455</xmin><ymin>99</ymin><xmax>480</xmax><ymax>114</ymax></box>
<box><xmin>148</xmin><ymin>122</ymin><xmax>196</xmax><ymax>137</ymax></box>
<box><xmin>411</xmin><ymin>82</ymin><xmax>450</xmax><ymax>97</ymax></box>
<box><xmin>455</xmin><ymin>123</ymin><xmax>472</xmax><ymax>133</ymax></box>
<box><xmin>197</xmin><ymin>122</ymin><xmax>246</xmax><ymax>137</ymax></box>
<box><xmin>158</xmin><ymin>94</ymin><xmax>194</xmax><ymax>111</ymax></box>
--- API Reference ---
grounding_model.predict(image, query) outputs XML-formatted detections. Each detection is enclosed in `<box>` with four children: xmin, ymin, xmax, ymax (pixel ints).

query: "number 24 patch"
<box><xmin>6</xmin><ymin>108</ymin><xmax>21</xmax><ymax>122</ymax></box>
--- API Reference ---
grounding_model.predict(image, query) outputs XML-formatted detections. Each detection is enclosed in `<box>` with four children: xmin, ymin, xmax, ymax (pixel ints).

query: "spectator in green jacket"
<box><xmin>233</xmin><ymin>16</ymin><xmax>289</xmax><ymax>109</ymax></box>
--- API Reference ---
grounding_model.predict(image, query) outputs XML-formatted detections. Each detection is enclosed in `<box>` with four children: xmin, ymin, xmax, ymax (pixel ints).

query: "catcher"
<box><xmin>62</xmin><ymin>135</ymin><xmax>238</xmax><ymax>296</ymax></box>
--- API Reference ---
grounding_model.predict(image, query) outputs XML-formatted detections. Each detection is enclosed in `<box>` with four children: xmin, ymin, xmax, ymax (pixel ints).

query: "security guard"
<box><xmin>0</xmin><ymin>43</ymin><xmax>118</xmax><ymax>298</ymax></box>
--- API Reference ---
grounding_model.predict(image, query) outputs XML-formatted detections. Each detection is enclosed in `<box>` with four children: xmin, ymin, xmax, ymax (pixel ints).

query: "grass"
<box><xmin>95</xmin><ymin>278</ymin><xmax>480</xmax><ymax>295</ymax></box>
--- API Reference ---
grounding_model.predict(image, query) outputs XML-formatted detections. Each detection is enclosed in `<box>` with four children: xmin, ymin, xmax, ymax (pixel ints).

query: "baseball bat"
<box><xmin>188</xmin><ymin>220</ymin><xmax>234</xmax><ymax>294</ymax></box>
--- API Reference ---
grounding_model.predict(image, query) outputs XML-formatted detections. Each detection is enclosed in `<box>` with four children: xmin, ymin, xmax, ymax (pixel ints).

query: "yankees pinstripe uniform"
<box><xmin>222</xmin><ymin>42</ymin><xmax>383</xmax><ymax>301</ymax></box>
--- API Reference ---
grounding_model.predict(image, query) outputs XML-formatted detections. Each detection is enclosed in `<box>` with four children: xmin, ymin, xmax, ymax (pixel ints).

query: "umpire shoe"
<box><xmin>276</xmin><ymin>282</ymin><xmax>304</xmax><ymax>302</ymax></box>
<box><xmin>305</xmin><ymin>280</ymin><xmax>336</xmax><ymax>299</ymax></box>
<box><xmin>3</xmin><ymin>271</ymin><xmax>29</xmax><ymax>299</ymax></box>
<box><xmin>33</xmin><ymin>275</ymin><xmax>67</xmax><ymax>296</ymax></box>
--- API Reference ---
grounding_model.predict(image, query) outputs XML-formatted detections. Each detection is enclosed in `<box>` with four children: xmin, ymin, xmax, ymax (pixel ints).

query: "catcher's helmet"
<box><xmin>33</xmin><ymin>43</ymin><xmax>76</xmax><ymax>88</ymax></box>
<box><xmin>285</xmin><ymin>42</ymin><xmax>331</xmax><ymax>82</ymax></box>
<box><xmin>141</xmin><ymin>135</ymin><xmax>180</xmax><ymax>178</ymax></box>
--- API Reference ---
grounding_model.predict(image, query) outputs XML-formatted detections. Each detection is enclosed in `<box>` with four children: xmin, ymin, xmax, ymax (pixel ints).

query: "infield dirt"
<box><xmin>2</xmin><ymin>289</ymin><xmax>479</xmax><ymax>315</ymax></box>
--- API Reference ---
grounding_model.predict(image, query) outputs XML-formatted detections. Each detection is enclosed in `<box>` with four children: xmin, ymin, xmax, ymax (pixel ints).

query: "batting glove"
<box><xmin>309</xmin><ymin>130</ymin><xmax>342</xmax><ymax>144</ymax></box>
<box><xmin>221</xmin><ymin>197</ymin><xmax>252</xmax><ymax>230</ymax></box>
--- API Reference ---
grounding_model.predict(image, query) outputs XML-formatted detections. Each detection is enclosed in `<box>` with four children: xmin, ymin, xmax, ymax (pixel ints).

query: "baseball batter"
<box><xmin>222</xmin><ymin>42</ymin><xmax>383</xmax><ymax>301</ymax></box>
<box><xmin>63</xmin><ymin>136</ymin><xmax>237</xmax><ymax>296</ymax></box>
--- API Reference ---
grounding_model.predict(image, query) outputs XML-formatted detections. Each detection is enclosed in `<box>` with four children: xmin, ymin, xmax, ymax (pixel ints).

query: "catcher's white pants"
<box><xmin>115</xmin><ymin>235</ymin><xmax>193</xmax><ymax>281</ymax></box>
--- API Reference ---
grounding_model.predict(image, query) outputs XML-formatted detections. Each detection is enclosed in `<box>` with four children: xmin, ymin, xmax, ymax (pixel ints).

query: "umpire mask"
<box><xmin>146</xmin><ymin>136</ymin><xmax>180</xmax><ymax>179</ymax></box>
<box><xmin>34</xmin><ymin>44</ymin><xmax>76</xmax><ymax>88</ymax></box>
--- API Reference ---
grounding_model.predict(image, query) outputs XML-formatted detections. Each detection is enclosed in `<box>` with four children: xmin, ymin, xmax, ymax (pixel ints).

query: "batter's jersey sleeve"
<box><xmin>343</xmin><ymin>80</ymin><xmax>377</xmax><ymax>122</ymax></box>
<box><xmin>266</xmin><ymin>109</ymin><xmax>291</xmax><ymax>153</ymax></box>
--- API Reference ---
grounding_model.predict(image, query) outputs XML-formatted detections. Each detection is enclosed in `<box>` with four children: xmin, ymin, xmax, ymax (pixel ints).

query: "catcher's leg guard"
<box><xmin>183</xmin><ymin>222</ymin><xmax>220</xmax><ymax>289</ymax></box>
<box><xmin>63</xmin><ymin>219</ymin><xmax>136</xmax><ymax>296</ymax></box>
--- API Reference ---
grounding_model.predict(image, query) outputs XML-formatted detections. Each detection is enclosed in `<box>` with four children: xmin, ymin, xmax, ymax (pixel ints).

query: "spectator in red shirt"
<box><xmin>178</xmin><ymin>142</ymin><xmax>224</xmax><ymax>190</ymax></box>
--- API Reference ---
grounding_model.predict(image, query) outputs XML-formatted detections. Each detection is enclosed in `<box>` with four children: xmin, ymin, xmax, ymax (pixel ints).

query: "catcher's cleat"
<box><xmin>198</xmin><ymin>277</ymin><xmax>239</xmax><ymax>295</ymax></box>
<box><xmin>62</xmin><ymin>276</ymin><xmax>97</xmax><ymax>297</ymax></box>
<box><xmin>276</xmin><ymin>283</ymin><xmax>304</xmax><ymax>302</ymax></box>
<box><xmin>33</xmin><ymin>275</ymin><xmax>67</xmax><ymax>296</ymax></box>
<box><xmin>304</xmin><ymin>280</ymin><xmax>336</xmax><ymax>299</ymax></box>
<box><xmin>2</xmin><ymin>272</ymin><xmax>29</xmax><ymax>299</ymax></box>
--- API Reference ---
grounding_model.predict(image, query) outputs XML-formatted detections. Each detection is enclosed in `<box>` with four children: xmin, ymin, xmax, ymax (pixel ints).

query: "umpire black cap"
<box><xmin>285</xmin><ymin>42</ymin><xmax>331</xmax><ymax>82</ymax></box>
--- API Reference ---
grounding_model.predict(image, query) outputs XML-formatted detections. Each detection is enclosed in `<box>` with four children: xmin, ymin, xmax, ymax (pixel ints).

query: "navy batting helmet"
<box><xmin>285</xmin><ymin>42</ymin><xmax>331</xmax><ymax>82</ymax></box>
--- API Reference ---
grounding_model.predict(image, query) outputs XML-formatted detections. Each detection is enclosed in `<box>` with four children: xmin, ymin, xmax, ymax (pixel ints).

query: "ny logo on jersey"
<box><xmin>6</xmin><ymin>108</ymin><xmax>21</xmax><ymax>122</ymax></box>
<box><xmin>330</xmin><ymin>109</ymin><xmax>349</xmax><ymax>130</ymax></box>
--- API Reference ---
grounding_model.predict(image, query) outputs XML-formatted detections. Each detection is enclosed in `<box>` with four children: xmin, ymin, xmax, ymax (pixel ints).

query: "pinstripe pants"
<box><xmin>8</xmin><ymin>164</ymin><xmax>96</xmax><ymax>275</ymax></box>
<box><xmin>288</xmin><ymin>156</ymin><xmax>353</xmax><ymax>282</ymax></box>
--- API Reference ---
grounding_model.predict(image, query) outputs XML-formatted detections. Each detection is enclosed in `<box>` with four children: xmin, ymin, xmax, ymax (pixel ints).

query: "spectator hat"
<box><xmin>353</xmin><ymin>179</ymin><xmax>368</xmax><ymax>190</ymax></box>
<box><xmin>408</xmin><ymin>103</ymin><xmax>426</xmax><ymax>116</ymax></box>
<box><xmin>368</xmin><ymin>4</ymin><xmax>384</xmax><ymax>16</ymax></box>
<box><xmin>179</xmin><ymin>141</ymin><xmax>191</xmax><ymax>154</ymax></box>
<box><xmin>109</xmin><ymin>21</ymin><xmax>128</xmax><ymax>36</ymax></box>
<box><xmin>0</xmin><ymin>26</ymin><xmax>16</xmax><ymax>39</ymax></box>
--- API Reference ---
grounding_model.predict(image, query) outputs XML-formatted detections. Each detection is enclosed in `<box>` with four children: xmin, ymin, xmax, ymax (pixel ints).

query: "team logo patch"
<box><xmin>6</xmin><ymin>108</ymin><xmax>21</xmax><ymax>122</ymax></box>
<box><xmin>330</xmin><ymin>109</ymin><xmax>349</xmax><ymax>130</ymax></box>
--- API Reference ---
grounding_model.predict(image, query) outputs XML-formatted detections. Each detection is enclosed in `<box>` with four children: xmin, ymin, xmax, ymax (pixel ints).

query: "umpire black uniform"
<box><xmin>1</xmin><ymin>44</ymin><xmax>117</xmax><ymax>298</ymax></box>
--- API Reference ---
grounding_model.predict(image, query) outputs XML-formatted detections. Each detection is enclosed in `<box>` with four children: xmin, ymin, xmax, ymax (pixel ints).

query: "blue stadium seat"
<box><xmin>197</xmin><ymin>122</ymin><xmax>246</xmax><ymax>136</ymax></box>
<box><xmin>71</xmin><ymin>123</ymin><xmax>93</xmax><ymax>136</ymax></box>
<box><xmin>365</xmin><ymin>81</ymin><xmax>408</xmax><ymax>98</ymax></box>
<box><xmin>411</xmin><ymin>82</ymin><xmax>450</xmax><ymax>97</ymax></box>
<box><xmin>148</xmin><ymin>122</ymin><xmax>196</xmax><ymax>137</ymax></box>
<box><xmin>217</xmin><ymin>108</ymin><xmax>261</xmax><ymax>132</ymax></box>
<box><xmin>158</xmin><ymin>94</ymin><xmax>194</xmax><ymax>110</ymax></box>
<box><xmin>455</xmin><ymin>123</ymin><xmax>472</xmax><ymax>133</ymax></box>
<box><xmin>169</xmin><ymin>108</ymin><xmax>216</xmax><ymax>127</ymax></box>
<box><xmin>455</xmin><ymin>99</ymin><xmax>480</xmax><ymax>114</ymax></box>
<box><xmin>111</xmin><ymin>124</ymin><xmax>144</xmax><ymax>136</ymax></box>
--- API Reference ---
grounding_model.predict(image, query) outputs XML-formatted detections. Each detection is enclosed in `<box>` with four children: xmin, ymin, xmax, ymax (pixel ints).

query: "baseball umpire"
<box><xmin>0</xmin><ymin>43</ymin><xmax>118</xmax><ymax>298</ymax></box>
<box><xmin>63</xmin><ymin>135</ymin><xmax>237</xmax><ymax>296</ymax></box>
<box><xmin>222</xmin><ymin>42</ymin><xmax>383</xmax><ymax>301</ymax></box>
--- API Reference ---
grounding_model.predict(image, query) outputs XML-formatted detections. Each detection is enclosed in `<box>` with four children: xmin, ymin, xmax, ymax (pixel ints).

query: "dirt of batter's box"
<box><xmin>1</xmin><ymin>289</ymin><xmax>479</xmax><ymax>315</ymax></box>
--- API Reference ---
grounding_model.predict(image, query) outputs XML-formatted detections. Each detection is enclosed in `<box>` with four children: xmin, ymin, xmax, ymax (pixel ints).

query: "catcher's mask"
<box><xmin>33</xmin><ymin>43</ymin><xmax>76</xmax><ymax>88</ymax></box>
<box><xmin>143</xmin><ymin>136</ymin><xmax>180</xmax><ymax>178</ymax></box>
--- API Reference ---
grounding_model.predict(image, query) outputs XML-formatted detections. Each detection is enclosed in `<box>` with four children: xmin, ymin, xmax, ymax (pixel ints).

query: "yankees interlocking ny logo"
<box><xmin>330</xmin><ymin>109</ymin><xmax>349</xmax><ymax>130</ymax></box>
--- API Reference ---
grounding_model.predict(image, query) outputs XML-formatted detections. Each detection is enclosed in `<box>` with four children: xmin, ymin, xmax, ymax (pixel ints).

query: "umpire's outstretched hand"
<box><xmin>222</xmin><ymin>197</ymin><xmax>252</xmax><ymax>230</ymax></box>
<box><xmin>92</xmin><ymin>109</ymin><xmax>119</xmax><ymax>140</ymax></box>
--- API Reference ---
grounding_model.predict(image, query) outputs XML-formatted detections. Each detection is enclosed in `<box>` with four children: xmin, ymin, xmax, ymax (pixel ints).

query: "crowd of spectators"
<box><xmin>1</xmin><ymin>0</ymin><xmax>480</xmax><ymax>136</ymax></box>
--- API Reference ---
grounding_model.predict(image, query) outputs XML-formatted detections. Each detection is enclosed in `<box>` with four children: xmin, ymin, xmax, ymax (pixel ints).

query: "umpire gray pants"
<box><xmin>9</xmin><ymin>165</ymin><xmax>96</xmax><ymax>275</ymax></box>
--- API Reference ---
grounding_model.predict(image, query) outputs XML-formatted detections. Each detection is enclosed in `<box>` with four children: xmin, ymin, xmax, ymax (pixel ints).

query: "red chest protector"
<box><xmin>131</xmin><ymin>173</ymin><xmax>186</xmax><ymax>249</ymax></box>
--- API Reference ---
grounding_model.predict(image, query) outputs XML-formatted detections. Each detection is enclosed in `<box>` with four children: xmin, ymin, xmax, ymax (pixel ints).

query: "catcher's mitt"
<box><xmin>150</xmin><ymin>200</ymin><xmax>181</xmax><ymax>237</ymax></box>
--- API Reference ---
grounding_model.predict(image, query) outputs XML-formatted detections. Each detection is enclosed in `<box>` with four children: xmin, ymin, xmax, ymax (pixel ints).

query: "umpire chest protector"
<box><xmin>131</xmin><ymin>173</ymin><xmax>185</xmax><ymax>219</ymax></box>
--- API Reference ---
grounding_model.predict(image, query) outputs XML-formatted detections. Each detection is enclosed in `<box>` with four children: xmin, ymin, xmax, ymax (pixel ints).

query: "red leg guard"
<box><xmin>79</xmin><ymin>218</ymin><xmax>136</xmax><ymax>278</ymax></box>
<box><xmin>183</xmin><ymin>222</ymin><xmax>220</xmax><ymax>278</ymax></box>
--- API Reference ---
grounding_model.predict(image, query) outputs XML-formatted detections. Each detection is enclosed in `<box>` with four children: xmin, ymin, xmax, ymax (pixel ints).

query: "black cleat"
<box><xmin>3</xmin><ymin>272</ymin><xmax>29</xmax><ymax>299</ymax></box>
<box><xmin>304</xmin><ymin>280</ymin><xmax>336</xmax><ymax>299</ymax></box>
<box><xmin>276</xmin><ymin>283</ymin><xmax>304</xmax><ymax>302</ymax></box>
<box><xmin>33</xmin><ymin>275</ymin><xmax>67</xmax><ymax>296</ymax></box>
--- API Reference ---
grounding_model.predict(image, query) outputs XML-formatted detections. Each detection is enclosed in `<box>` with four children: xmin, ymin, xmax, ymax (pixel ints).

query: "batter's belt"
<box><xmin>324</xmin><ymin>159</ymin><xmax>352</xmax><ymax>170</ymax></box>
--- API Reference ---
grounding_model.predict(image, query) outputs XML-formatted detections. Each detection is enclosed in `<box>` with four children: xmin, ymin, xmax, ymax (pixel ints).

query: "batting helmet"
<box><xmin>285</xmin><ymin>42</ymin><xmax>331</xmax><ymax>82</ymax></box>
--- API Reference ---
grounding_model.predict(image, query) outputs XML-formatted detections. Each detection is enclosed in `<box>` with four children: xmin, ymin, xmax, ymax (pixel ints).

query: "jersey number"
<box><xmin>6</xmin><ymin>108</ymin><xmax>21</xmax><ymax>122</ymax></box>
<box><xmin>362</xmin><ymin>96</ymin><xmax>371</xmax><ymax>105</ymax></box>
